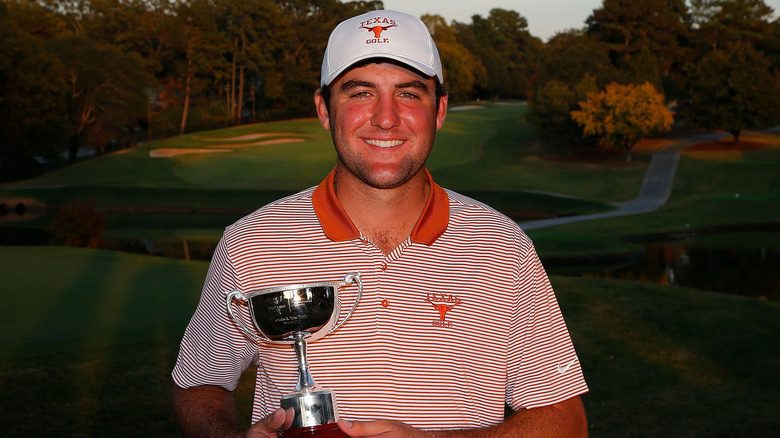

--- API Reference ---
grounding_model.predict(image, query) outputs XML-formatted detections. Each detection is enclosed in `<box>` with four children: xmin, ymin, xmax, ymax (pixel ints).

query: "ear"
<box><xmin>314</xmin><ymin>90</ymin><xmax>331</xmax><ymax>130</ymax></box>
<box><xmin>435</xmin><ymin>94</ymin><xmax>448</xmax><ymax>131</ymax></box>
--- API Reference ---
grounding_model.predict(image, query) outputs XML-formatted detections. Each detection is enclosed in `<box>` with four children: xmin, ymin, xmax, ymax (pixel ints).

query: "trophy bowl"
<box><xmin>248</xmin><ymin>282</ymin><xmax>341</xmax><ymax>342</ymax></box>
<box><xmin>226</xmin><ymin>273</ymin><xmax>362</xmax><ymax>436</ymax></box>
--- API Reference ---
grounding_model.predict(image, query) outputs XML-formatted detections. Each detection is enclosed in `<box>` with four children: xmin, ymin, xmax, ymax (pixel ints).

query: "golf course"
<box><xmin>1</xmin><ymin>102</ymin><xmax>778</xmax><ymax>436</ymax></box>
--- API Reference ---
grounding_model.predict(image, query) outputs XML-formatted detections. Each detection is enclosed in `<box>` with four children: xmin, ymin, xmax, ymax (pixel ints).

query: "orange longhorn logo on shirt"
<box><xmin>425</xmin><ymin>293</ymin><xmax>462</xmax><ymax>321</ymax></box>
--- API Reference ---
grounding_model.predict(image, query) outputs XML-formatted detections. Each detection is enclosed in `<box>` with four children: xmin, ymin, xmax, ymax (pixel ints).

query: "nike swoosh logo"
<box><xmin>558</xmin><ymin>359</ymin><xmax>577</xmax><ymax>374</ymax></box>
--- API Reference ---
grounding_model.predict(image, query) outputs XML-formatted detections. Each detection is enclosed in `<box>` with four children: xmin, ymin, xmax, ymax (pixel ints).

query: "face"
<box><xmin>315</xmin><ymin>62</ymin><xmax>447</xmax><ymax>190</ymax></box>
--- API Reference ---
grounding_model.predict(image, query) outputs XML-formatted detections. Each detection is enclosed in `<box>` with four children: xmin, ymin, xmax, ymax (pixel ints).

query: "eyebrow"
<box><xmin>397</xmin><ymin>80</ymin><xmax>430</xmax><ymax>93</ymax></box>
<box><xmin>340</xmin><ymin>80</ymin><xmax>374</xmax><ymax>92</ymax></box>
<box><xmin>339</xmin><ymin>79</ymin><xmax>430</xmax><ymax>94</ymax></box>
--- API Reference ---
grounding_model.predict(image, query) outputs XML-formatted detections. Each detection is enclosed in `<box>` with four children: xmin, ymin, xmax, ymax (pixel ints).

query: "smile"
<box><xmin>364</xmin><ymin>139</ymin><xmax>405</xmax><ymax>148</ymax></box>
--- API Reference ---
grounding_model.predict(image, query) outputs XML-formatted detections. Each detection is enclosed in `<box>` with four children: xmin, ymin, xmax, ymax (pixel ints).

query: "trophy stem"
<box><xmin>292</xmin><ymin>333</ymin><xmax>317</xmax><ymax>391</ymax></box>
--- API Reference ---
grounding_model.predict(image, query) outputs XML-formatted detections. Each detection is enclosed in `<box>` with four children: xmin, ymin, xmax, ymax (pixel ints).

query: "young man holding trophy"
<box><xmin>172</xmin><ymin>9</ymin><xmax>588</xmax><ymax>438</ymax></box>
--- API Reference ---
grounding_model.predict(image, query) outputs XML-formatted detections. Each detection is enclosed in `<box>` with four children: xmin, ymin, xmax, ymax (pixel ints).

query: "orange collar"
<box><xmin>312</xmin><ymin>168</ymin><xmax>449</xmax><ymax>245</ymax></box>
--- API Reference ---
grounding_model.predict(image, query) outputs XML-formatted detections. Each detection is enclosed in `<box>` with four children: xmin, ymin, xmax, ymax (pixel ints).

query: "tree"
<box><xmin>49</xmin><ymin>197</ymin><xmax>107</xmax><ymax>249</ymax></box>
<box><xmin>539</xmin><ymin>30</ymin><xmax>617</xmax><ymax>87</ymax></box>
<box><xmin>462</xmin><ymin>9</ymin><xmax>542</xmax><ymax>99</ymax></box>
<box><xmin>422</xmin><ymin>14</ymin><xmax>486</xmax><ymax>101</ymax></box>
<box><xmin>5</xmin><ymin>0</ymin><xmax>69</xmax><ymax>39</ymax></box>
<box><xmin>84</xmin><ymin>0</ymin><xmax>169</xmax><ymax>68</ymax></box>
<box><xmin>527</xmin><ymin>75</ymin><xmax>599</xmax><ymax>147</ymax></box>
<box><xmin>262</xmin><ymin>0</ymin><xmax>379</xmax><ymax>120</ymax></box>
<box><xmin>528</xmin><ymin>30</ymin><xmax>616</xmax><ymax>148</ymax></box>
<box><xmin>764</xmin><ymin>16</ymin><xmax>780</xmax><ymax>71</ymax></box>
<box><xmin>679</xmin><ymin>42</ymin><xmax>780</xmax><ymax>144</ymax></box>
<box><xmin>170</xmin><ymin>0</ymin><xmax>225</xmax><ymax>135</ymax></box>
<box><xmin>586</xmin><ymin>0</ymin><xmax>691</xmax><ymax>95</ymax></box>
<box><xmin>45</xmin><ymin>34</ymin><xmax>150</xmax><ymax>159</ymax></box>
<box><xmin>0</xmin><ymin>3</ymin><xmax>69</xmax><ymax>181</ymax></box>
<box><xmin>571</xmin><ymin>82</ymin><xmax>674</xmax><ymax>161</ymax></box>
<box><xmin>690</xmin><ymin>0</ymin><xmax>774</xmax><ymax>50</ymax></box>
<box><xmin>216</xmin><ymin>0</ymin><xmax>280</xmax><ymax>124</ymax></box>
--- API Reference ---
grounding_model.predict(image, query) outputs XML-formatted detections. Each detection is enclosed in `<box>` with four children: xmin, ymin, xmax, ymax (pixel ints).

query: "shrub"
<box><xmin>49</xmin><ymin>198</ymin><xmax>107</xmax><ymax>248</ymax></box>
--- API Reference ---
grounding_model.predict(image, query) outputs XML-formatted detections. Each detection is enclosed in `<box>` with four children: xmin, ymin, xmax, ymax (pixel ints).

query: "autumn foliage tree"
<box><xmin>571</xmin><ymin>82</ymin><xmax>674</xmax><ymax>162</ymax></box>
<box><xmin>527</xmin><ymin>75</ymin><xmax>600</xmax><ymax>147</ymax></box>
<box><xmin>526</xmin><ymin>30</ymin><xmax>616</xmax><ymax>147</ymax></box>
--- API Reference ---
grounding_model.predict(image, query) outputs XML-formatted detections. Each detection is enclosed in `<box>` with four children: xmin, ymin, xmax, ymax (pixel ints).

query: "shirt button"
<box><xmin>381</xmin><ymin>299</ymin><xmax>390</xmax><ymax>308</ymax></box>
<box><xmin>380</xmin><ymin>264</ymin><xmax>387</xmax><ymax>271</ymax></box>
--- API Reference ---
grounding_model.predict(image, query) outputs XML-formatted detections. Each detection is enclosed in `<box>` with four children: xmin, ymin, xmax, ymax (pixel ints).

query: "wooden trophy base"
<box><xmin>279</xmin><ymin>423</ymin><xmax>348</xmax><ymax>438</ymax></box>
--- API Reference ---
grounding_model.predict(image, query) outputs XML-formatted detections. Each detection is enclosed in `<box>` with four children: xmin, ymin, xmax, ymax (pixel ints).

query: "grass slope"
<box><xmin>1</xmin><ymin>246</ymin><xmax>777</xmax><ymax>437</ymax></box>
<box><xmin>1</xmin><ymin>103</ymin><xmax>632</xmax><ymax>205</ymax></box>
<box><xmin>555</xmin><ymin>275</ymin><xmax>780</xmax><ymax>437</ymax></box>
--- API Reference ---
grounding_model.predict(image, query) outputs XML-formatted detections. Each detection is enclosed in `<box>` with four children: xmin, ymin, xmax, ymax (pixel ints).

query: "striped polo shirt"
<box><xmin>172</xmin><ymin>168</ymin><xmax>588</xmax><ymax>430</ymax></box>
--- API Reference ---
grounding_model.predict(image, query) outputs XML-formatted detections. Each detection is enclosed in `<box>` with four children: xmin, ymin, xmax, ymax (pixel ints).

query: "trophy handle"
<box><xmin>330</xmin><ymin>272</ymin><xmax>362</xmax><ymax>334</ymax></box>
<box><xmin>226</xmin><ymin>290</ymin><xmax>272</xmax><ymax>343</ymax></box>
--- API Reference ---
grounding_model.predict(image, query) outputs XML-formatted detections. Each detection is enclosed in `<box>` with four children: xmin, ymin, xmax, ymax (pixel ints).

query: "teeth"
<box><xmin>365</xmin><ymin>139</ymin><xmax>404</xmax><ymax>148</ymax></box>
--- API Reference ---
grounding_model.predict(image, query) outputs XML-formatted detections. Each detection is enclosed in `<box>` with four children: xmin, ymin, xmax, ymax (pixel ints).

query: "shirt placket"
<box><xmin>371</xmin><ymin>238</ymin><xmax>410</xmax><ymax>335</ymax></box>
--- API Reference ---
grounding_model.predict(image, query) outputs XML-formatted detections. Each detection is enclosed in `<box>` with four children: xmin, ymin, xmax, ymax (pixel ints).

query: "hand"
<box><xmin>244</xmin><ymin>408</ymin><xmax>293</xmax><ymax>438</ymax></box>
<box><xmin>338</xmin><ymin>418</ymin><xmax>430</xmax><ymax>438</ymax></box>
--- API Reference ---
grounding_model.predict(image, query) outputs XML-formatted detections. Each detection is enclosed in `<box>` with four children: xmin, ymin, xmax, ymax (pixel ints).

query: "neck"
<box><xmin>335</xmin><ymin>168</ymin><xmax>430</xmax><ymax>254</ymax></box>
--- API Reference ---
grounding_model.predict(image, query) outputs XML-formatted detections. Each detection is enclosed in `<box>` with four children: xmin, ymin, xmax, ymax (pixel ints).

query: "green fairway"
<box><xmin>1</xmin><ymin>102</ymin><xmax>628</xmax><ymax>259</ymax></box>
<box><xmin>1</xmin><ymin>103</ymin><xmax>633</xmax><ymax>202</ymax></box>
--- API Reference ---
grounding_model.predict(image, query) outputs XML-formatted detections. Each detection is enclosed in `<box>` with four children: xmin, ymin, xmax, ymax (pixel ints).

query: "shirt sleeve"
<box><xmin>506</xmin><ymin>234</ymin><xmax>588</xmax><ymax>410</ymax></box>
<box><xmin>171</xmin><ymin>233</ymin><xmax>258</xmax><ymax>391</ymax></box>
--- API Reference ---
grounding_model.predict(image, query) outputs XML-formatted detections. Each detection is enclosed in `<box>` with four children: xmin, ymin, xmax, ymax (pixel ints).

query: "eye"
<box><xmin>398</xmin><ymin>91</ymin><xmax>420</xmax><ymax>100</ymax></box>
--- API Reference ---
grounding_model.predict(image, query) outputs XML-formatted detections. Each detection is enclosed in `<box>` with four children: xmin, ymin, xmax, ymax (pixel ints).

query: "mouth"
<box><xmin>364</xmin><ymin>139</ymin><xmax>405</xmax><ymax>148</ymax></box>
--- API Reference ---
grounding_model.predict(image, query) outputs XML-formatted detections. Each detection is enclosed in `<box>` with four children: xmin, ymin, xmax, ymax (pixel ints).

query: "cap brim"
<box><xmin>322</xmin><ymin>54</ymin><xmax>440</xmax><ymax>87</ymax></box>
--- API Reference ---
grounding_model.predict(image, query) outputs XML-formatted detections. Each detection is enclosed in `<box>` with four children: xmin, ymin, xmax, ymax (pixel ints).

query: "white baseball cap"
<box><xmin>320</xmin><ymin>10</ymin><xmax>444</xmax><ymax>87</ymax></box>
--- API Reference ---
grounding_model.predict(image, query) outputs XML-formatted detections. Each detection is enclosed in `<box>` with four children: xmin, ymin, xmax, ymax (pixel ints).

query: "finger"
<box><xmin>337</xmin><ymin>419</ymin><xmax>360</xmax><ymax>436</ymax></box>
<box><xmin>283</xmin><ymin>407</ymin><xmax>295</xmax><ymax>430</ymax></box>
<box><xmin>338</xmin><ymin>418</ymin><xmax>387</xmax><ymax>437</ymax></box>
<box><xmin>249</xmin><ymin>408</ymin><xmax>287</xmax><ymax>435</ymax></box>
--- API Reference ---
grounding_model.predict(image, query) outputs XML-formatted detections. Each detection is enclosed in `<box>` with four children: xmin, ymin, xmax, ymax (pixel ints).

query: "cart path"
<box><xmin>518</xmin><ymin>132</ymin><xmax>730</xmax><ymax>231</ymax></box>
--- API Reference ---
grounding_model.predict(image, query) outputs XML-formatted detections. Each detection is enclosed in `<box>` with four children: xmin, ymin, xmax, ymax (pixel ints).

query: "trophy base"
<box><xmin>279</xmin><ymin>423</ymin><xmax>348</xmax><ymax>438</ymax></box>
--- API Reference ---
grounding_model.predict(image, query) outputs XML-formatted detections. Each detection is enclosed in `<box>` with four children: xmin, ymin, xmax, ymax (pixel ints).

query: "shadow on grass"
<box><xmin>554</xmin><ymin>276</ymin><xmax>780</xmax><ymax>437</ymax></box>
<box><xmin>0</xmin><ymin>246</ymin><xmax>206</xmax><ymax>437</ymax></box>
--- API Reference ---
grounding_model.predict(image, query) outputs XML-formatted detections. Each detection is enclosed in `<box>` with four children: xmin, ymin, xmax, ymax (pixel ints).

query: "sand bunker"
<box><xmin>449</xmin><ymin>105</ymin><xmax>486</xmax><ymax>112</ymax></box>
<box><xmin>208</xmin><ymin>138</ymin><xmax>304</xmax><ymax>148</ymax></box>
<box><xmin>150</xmin><ymin>148</ymin><xmax>232</xmax><ymax>158</ymax></box>
<box><xmin>150</xmin><ymin>137</ymin><xmax>305</xmax><ymax>157</ymax></box>
<box><xmin>202</xmin><ymin>132</ymin><xmax>296</xmax><ymax>142</ymax></box>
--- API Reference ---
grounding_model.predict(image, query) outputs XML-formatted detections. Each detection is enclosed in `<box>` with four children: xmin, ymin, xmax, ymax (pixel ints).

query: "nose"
<box><xmin>370</xmin><ymin>95</ymin><xmax>401</xmax><ymax>129</ymax></box>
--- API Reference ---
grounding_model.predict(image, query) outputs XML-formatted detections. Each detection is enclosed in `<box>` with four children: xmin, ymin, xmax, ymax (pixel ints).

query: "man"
<box><xmin>172</xmin><ymin>9</ymin><xmax>588</xmax><ymax>438</ymax></box>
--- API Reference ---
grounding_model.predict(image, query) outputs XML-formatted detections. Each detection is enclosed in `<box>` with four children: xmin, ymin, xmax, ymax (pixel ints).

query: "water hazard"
<box><xmin>575</xmin><ymin>240</ymin><xmax>780</xmax><ymax>301</ymax></box>
<box><xmin>3</xmin><ymin>206</ymin><xmax>779</xmax><ymax>301</ymax></box>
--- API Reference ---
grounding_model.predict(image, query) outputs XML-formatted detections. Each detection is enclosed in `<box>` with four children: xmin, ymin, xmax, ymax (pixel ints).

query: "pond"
<box><xmin>555</xmin><ymin>238</ymin><xmax>780</xmax><ymax>302</ymax></box>
<box><xmin>3</xmin><ymin>207</ymin><xmax>779</xmax><ymax>302</ymax></box>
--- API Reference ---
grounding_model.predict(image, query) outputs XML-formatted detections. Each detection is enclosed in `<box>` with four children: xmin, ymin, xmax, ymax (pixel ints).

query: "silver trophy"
<box><xmin>226</xmin><ymin>272</ymin><xmax>362</xmax><ymax>435</ymax></box>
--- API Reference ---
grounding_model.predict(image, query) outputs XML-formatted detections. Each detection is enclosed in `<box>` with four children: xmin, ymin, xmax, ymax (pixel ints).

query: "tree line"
<box><xmin>1</xmin><ymin>0</ymin><xmax>779</xmax><ymax>181</ymax></box>
<box><xmin>526</xmin><ymin>0</ymin><xmax>780</xmax><ymax>158</ymax></box>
